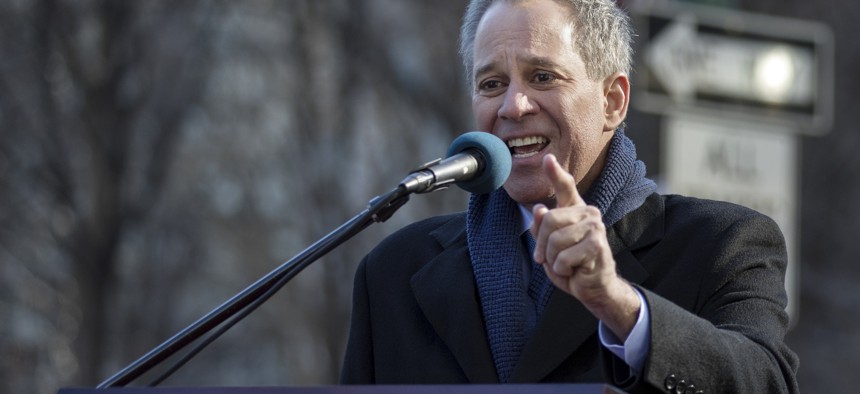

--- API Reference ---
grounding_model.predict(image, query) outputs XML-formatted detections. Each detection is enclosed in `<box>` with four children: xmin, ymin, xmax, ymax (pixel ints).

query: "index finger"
<box><xmin>543</xmin><ymin>154</ymin><xmax>585</xmax><ymax>208</ymax></box>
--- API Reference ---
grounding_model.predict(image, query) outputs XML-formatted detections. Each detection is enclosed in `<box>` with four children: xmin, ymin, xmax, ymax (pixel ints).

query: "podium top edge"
<box><xmin>60</xmin><ymin>383</ymin><xmax>625</xmax><ymax>394</ymax></box>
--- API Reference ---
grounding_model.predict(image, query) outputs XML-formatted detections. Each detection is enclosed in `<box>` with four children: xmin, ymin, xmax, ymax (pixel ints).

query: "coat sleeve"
<box><xmin>340</xmin><ymin>256</ymin><xmax>375</xmax><ymax>384</ymax></box>
<box><xmin>608</xmin><ymin>207</ymin><xmax>799</xmax><ymax>393</ymax></box>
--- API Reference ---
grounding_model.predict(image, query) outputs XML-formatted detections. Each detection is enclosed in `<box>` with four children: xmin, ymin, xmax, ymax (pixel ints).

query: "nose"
<box><xmin>497</xmin><ymin>82</ymin><xmax>538</xmax><ymax>121</ymax></box>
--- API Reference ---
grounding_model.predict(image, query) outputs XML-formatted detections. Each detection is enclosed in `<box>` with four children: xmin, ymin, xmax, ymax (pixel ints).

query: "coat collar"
<box><xmin>609</xmin><ymin>192</ymin><xmax>664</xmax><ymax>284</ymax></box>
<box><xmin>410</xmin><ymin>193</ymin><xmax>664</xmax><ymax>383</ymax></box>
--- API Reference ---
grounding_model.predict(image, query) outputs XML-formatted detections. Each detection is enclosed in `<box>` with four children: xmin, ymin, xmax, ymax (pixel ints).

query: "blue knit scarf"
<box><xmin>466</xmin><ymin>130</ymin><xmax>656</xmax><ymax>382</ymax></box>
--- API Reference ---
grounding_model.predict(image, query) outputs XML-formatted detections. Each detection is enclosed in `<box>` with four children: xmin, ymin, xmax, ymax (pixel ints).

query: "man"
<box><xmin>341</xmin><ymin>0</ymin><xmax>799</xmax><ymax>392</ymax></box>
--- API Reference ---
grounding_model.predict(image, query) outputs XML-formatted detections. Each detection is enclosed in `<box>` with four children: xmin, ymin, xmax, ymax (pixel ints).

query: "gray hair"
<box><xmin>459</xmin><ymin>0</ymin><xmax>633</xmax><ymax>88</ymax></box>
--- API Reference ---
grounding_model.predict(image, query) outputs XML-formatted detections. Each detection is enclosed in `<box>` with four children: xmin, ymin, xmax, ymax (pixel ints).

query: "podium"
<box><xmin>60</xmin><ymin>384</ymin><xmax>625</xmax><ymax>394</ymax></box>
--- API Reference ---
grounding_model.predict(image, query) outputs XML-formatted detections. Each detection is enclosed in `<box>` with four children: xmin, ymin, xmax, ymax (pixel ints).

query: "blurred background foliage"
<box><xmin>0</xmin><ymin>0</ymin><xmax>857</xmax><ymax>393</ymax></box>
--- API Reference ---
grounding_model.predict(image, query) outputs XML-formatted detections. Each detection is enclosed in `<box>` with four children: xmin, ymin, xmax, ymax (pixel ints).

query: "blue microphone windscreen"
<box><xmin>446</xmin><ymin>131</ymin><xmax>511</xmax><ymax>194</ymax></box>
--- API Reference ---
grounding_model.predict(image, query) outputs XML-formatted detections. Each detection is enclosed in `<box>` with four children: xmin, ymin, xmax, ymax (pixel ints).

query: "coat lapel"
<box><xmin>511</xmin><ymin>193</ymin><xmax>665</xmax><ymax>382</ymax></box>
<box><xmin>510</xmin><ymin>289</ymin><xmax>599</xmax><ymax>382</ymax></box>
<box><xmin>410</xmin><ymin>216</ymin><xmax>498</xmax><ymax>383</ymax></box>
<box><xmin>610</xmin><ymin>193</ymin><xmax>664</xmax><ymax>285</ymax></box>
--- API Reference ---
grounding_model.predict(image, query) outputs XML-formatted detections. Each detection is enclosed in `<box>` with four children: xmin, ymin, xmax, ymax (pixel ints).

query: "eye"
<box><xmin>477</xmin><ymin>79</ymin><xmax>505</xmax><ymax>93</ymax></box>
<box><xmin>532</xmin><ymin>71</ymin><xmax>556</xmax><ymax>84</ymax></box>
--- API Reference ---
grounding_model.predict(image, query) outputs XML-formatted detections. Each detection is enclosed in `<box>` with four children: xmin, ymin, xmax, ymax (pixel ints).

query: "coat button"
<box><xmin>676</xmin><ymin>379</ymin><xmax>688</xmax><ymax>393</ymax></box>
<box><xmin>684</xmin><ymin>384</ymin><xmax>698</xmax><ymax>394</ymax></box>
<box><xmin>664</xmin><ymin>374</ymin><xmax>677</xmax><ymax>390</ymax></box>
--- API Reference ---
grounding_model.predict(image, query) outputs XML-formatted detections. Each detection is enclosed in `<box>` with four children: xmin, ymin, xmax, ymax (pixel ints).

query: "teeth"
<box><xmin>507</xmin><ymin>136</ymin><xmax>547</xmax><ymax>148</ymax></box>
<box><xmin>507</xmin><ymin>136</ymin><xmax>548</xmax><ymax>158</ymax></box>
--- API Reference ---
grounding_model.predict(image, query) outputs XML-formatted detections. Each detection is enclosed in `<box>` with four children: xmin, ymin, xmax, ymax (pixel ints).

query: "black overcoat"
<box><xmin>341</xmin><ymin>193</ymin><xmax>799</xmax><ymax>393</ymax></box>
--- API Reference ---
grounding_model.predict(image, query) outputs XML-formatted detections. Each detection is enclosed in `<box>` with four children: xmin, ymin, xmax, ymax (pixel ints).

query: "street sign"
<box><xmin>663</xmin><ymin>113</ymin><xmax>799</xmax><ymax>323</ymax></box>
<box><xmin>631</xmin><ymin>2</ymin><xmax>834</xmax><ymax>135</ymax></box>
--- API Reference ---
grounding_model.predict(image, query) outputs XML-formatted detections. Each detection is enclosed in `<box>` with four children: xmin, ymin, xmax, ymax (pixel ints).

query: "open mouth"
<box><xmin>507</xmin><ymin>136</ymin><xmax>549</xmax><ymax>158</ymax></box>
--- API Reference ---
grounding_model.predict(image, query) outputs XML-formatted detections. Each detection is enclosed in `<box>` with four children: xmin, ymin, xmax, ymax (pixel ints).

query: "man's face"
<box><xmin>471</xmin><ymin>0</ymin><xmax>616</xmax><ymax>208</ymax></box>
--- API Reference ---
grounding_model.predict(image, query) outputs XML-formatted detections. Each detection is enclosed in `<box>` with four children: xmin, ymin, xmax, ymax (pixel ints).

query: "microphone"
<box><xmin>399</xmin><ymin>131</ymin><xmax>511</xmax><ymax>194</ymax></box>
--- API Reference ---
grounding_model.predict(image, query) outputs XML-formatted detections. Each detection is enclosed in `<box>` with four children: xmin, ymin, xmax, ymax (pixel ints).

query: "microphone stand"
<box><xmin>97</xmin><ymin>185</ymin><xmax>413</xmax><ymax>388</ymax></box>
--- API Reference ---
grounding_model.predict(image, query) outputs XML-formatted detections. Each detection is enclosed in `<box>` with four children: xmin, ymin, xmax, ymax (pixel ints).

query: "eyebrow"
<box><xmin>529</xmin><ymin>56</ymin><xmax>563</xmax><ymax>69</ymax></box>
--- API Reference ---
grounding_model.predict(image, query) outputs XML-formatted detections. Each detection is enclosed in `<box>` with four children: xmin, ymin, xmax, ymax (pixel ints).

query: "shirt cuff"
<box><xmin>598</xmin><ymin>288</ymin><xmax>650</xmax><ymax>374</ymax></box>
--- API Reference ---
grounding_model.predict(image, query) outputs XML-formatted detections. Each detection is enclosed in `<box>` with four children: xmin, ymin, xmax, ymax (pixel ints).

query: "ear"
<box><xmin>602</xmin><ymin>72</ymin><xmax>630</xmax><ymax>131</ymax></box>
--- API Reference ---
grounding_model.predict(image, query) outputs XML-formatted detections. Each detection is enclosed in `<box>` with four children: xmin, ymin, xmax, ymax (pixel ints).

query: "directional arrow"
<box><xmin>644</xmin><ymin>13</ymin><xmax>815</xmax><ymax>106</ymax></box>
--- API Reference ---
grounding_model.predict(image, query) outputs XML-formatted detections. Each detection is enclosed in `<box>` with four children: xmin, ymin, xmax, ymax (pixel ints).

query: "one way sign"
<box><xmin>631</xmin><ymin>3</ymin><xmax>834</xmax><ymax>135</ymax></box>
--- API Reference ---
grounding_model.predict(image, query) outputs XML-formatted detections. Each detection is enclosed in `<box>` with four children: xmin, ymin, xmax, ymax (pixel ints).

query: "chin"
<box><xmin>502</xmin><ymin>182</ymin><xmax>553</xmax><ymax>207</ymax></box>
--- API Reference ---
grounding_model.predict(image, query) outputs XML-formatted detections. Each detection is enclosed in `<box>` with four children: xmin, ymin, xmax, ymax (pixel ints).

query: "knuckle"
<box><xmin>541</xmin><ymin>210</ymin><xmax>560</xmax><ymax>227</ymax></box>
<box><xmin>547</xmin><ymin>230</ymin><xmax>563</xmax><ymax>246</ymax></box>
<box><xmin>554</xmin><ymin>250</ymin><xmax>576</xmax><ymax>272</ymax></box>
<box><xmin>581</xmin><ymin>235</ymin><xmax>603</xmax><ymax>255</ymax></box>
<box><xmin>585</xmin><ymin>214</ymin><xmax>605</xmax><ymax>232</ymax></box>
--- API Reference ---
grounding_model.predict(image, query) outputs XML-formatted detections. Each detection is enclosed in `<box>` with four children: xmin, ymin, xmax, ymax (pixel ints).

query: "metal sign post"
<box><xmin>630</xmin><ymin>1</ymin><xmax>835</xmax><ymax>324</ymax></box>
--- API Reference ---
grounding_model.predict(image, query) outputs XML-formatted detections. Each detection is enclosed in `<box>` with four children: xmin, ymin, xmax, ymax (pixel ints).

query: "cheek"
<box><xmin>560</xmin><ymin>96</ymin><xmax>605</xmax><ymax>143</ymax></box>
<box><xmin>565</xmin><ymin>89</ymin><xmax>604</xmax><ymax>123</ymax></box>
<box><xmin>556</xmin><ymin>95</ymin><xmax>605</xmax><ymax>164</ymax></box>
<box><xmin>472</xmin><ymin>98</ymin><xmax>495</xmax><ymax>130</ymax></box>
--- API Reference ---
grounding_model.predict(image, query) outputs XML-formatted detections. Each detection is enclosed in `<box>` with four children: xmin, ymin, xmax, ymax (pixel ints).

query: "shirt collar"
<box><xmin>517</xmin><ymin>204</ymin><xmax>534</xmax><ymax>236</ymax></box>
